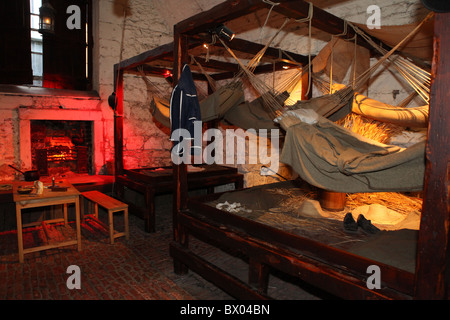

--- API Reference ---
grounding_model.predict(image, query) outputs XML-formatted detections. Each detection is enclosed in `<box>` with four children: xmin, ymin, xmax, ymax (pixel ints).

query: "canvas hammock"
<box><xmin>286</xmin><ymin>13</ymin><xmax>434</xmax><ymax>128</ymax></box>
<box><xmin>278</xmin><ymin>110</ymin><xmax>425</xmax><ymax>193</ymax></box>
<box><xmin>351</xmin><ymin>92</ymin><xmax>428</xmax><ymax>128</ymax></box>
<box><xmin>223</xmin><ymin>91</ymin><xmax>289</xmax><ymax>130</ymax></box>
<box><xmin>150</xmin><ymin>82</ymin><xmax>246</xmax><ymax>126</ymax></box>
<box><xmin>221</xmin><ymin>11</ymin><xmax>434</xmax><ymax>129</ymax></box>
<box><xmin>149</xmin><ymin>7</ymin><xmax>432</xmax><ymax>134</ymax></box>
<box><xmin>150</xmin><ymin>86</ymin><xmax>287</xmax><ymax>130</ymax></box>
<box><xmin>355</xmin><ymin>18</ymin><xmax>434</xmax><ymax>62</ymax></box>
<box><xmin>324</xmin><ymin>82</ymin><xmax>429</xmax><ymax>128</ymax></box>
<box><xmin>149</xmin><ymin>12</ymin><xmax>297</xmax><ymax>130</ymax></box>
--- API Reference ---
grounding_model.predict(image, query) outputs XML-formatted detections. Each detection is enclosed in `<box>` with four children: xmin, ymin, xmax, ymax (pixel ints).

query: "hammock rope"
<box><xmin>137</xmin><ymin>66</ymin><xmax>168</xmax><ymax>98</ymax></box>
<box><xmin>215</xmin><ymin>1</ymin><xmax>315</xmax><ymax>116</ymax></box>
<box><xmin>190</xmin><ymin>54</ymin><xmax>218</xmax><ymax>92</ymax></box>
<box><xmin>311</xmin><ymin>12</ymin><xmax>433</xmax><ymax>107</ymax></box>
<box><xmin>347</xmin><ymin>13</ymin><xmax>433</xmax><ymax>104</ymax></box>
<box><xmin>216</xmin><ymin>17</ymin><xmax>292</xmax><ymax>118</ymax></box>
<box><xmin>260</xmin><ymin>0</ymin><xmax>281</xmax><ymax>44</ymax></box>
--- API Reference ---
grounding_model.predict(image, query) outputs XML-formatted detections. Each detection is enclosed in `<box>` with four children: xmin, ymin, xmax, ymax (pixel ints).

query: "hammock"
<box><xmin>148</xmin><ymin>7</ymin><xmax>432</xmax><ymax>135</ymax></box>
<box><xmin>284</xmin><ymin>86</ymin><xmax>355</xmax><ymax>122</ymax></box>
<box><xmin>319</xmin><ymin>82</ymin><xmax>429</xmax><ymax>128</ymax></box>
<box><xmin>282</xmin><ymin>13</ymin><xmax>434</xmax><ymax>127</ymax></box>
<box><xmin>223</xmin><ymin>91</ymin><xmax>289</xmax><ymax>130</ymax></box>
<box><xmin>150</xmin><ymin>96</ymin><xmax>171</xmax><ymax>128</ymax></box>
<box><xmin>150</xmin><ymin>83</ymin><xmax>246</xmax><ymax>127</ymax></box>
<box><xmin>349</xmin><ymin>20</ymin><xmax>432</xmax><ymax>105</ymax></box>
<box><xmin>216</xmin><ymin>9</ymin><xmax>312</xmax><ymax>118</ymax></box>
<box><xmin>147</xmin><ymin>5</ymin><xmax>306</xmax><ymax>129</ymax></box>
<box><xmin>355</xmin><ymin>18</ymin><xmax>434</xmax><ymax>62</ymax></box>
<box><xmin>352</xmin><ymin>92</ymin><xmax>428</xmax><ymax>128</ymax></box>
<box><xmin>278</xmin><ymin>111</ymin><xmax>425</xmax><ymax>193</ymax></box>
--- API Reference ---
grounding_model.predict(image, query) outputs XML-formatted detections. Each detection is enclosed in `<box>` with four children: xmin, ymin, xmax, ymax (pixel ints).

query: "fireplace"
<box><xmin>31</xmin><ymin>120</ymin><xmax>93</xmax><ymax>176</ymax></box>
<box><xmin>18</xmin><ymin>107</ymin><xmax>105</xmax><ymax>176</ymax></box>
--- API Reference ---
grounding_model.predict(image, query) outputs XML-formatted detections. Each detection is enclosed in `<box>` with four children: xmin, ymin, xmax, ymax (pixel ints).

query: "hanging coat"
<box><xmin>170</xmin><ymin>64</ymin><xmax>202</xmax><ymax>156</ymax></box>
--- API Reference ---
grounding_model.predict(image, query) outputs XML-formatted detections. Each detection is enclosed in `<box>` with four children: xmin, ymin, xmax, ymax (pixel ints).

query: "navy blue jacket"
<box><xmin>170</xmin><ymin>64</ymin><xmax>202</xmax><ymax>156</ymax></box>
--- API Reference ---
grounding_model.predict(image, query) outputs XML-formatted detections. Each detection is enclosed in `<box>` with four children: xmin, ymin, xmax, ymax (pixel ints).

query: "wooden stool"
<box><xmin>81</xmin><ymin>191</ymin><xmax>129</xmax><ymax>244</ymax></box>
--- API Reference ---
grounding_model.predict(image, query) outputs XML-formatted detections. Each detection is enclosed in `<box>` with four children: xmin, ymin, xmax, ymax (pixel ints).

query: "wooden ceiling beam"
<box><xmin>189</xmin><ymin>56</ymin><xmax>240</xmax><ymax>73</ymax></box>
<box><xmin>210</xmin><ymin>37</ymin><xmax>310</xmax><ymax>65</ymax></box>
<box><xmin>210</xmin><ymin>61</ymin><xmax>299</xmax><ymax>81</ymax></box>
<box><xmin>126</xmin><ymin>64</ymin><xmax>209</xmax><ymax>82</ymax></box>
<box><xmin>272</xmin><ymin>0</ymin><xmax>390</xmax><ymax>53</ymax></box>
<box><xmin>115</xmin><ymin>42</ymin><xmax>173</xmax><ymax>72</ymax></box>
<box><xmin>173</xmin><ymin>0</ymin><xmax>296</xmax><ymax>36</ymax></box>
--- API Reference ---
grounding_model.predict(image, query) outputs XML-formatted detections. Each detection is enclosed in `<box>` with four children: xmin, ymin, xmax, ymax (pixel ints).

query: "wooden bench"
<box><xmin>80</xmin><ymin>191</ymin><xmax>129</xmax><ymax>244</ymax></box>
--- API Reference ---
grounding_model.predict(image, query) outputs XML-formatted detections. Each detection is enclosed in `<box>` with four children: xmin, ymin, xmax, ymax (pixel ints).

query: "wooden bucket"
<box><xmin>319</xmin><ymin>190</ymin><xmax>346</xmax><ymax>211</ymax></box>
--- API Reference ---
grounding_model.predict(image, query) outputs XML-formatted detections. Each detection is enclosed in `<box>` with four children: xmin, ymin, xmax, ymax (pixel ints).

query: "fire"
<box><xmin>46</xmin><ymin>136</ymin><xmax>77</xmax><ymax>162</ymax></box>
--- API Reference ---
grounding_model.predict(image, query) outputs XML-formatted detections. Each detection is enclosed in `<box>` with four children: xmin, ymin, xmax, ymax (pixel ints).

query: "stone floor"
<box><xmin>0</xmin><ymin>194</ymin><xmax>334</xmax><ymax>301</ymax></box>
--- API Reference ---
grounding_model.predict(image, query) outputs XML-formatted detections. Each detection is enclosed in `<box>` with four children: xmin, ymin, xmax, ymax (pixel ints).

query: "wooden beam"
<box><xmin>172</xmin><ymin>30</ymin><xmax>189</xmax><ymax>275</ymax></box>
<box><xmin>113</xmin><ymin>68</ymin><xmax>124</xmax><ymax>176</ymax></box>
<box><xmin>126</xmin><ymin>65</ymin><xmax>171</xmax><ymax>77</ymax></box>
<box><xmin>126</xmin><ymin>65</ymin><xmax>209</xmax><ymax>82</ymax></box>
<box><xmin>193</xmin><ymin>56</ymin><xmax>240</xmax><ymax>73</ymax></box>
<box><xmin>148</xmin><ymin>54</ymin><xmax>240</xmax><ymax>73</ymax></box>
<box><xmin>214</xmin><ymin>37</ymin><xmax>310</xmax><ymax>65</ymax></box>
<box><xmin>115</xmin><ymin>42</ymin><xmax>173</xmax><ymax>72</ymax></box>
<box><xmin>272</xmin><ymin>0</ymin><xmax>384</xmax><ymax>53</ymax></box>
<box><xmin>415</xmin><ymin>12</ymin><xmax>450</xmax><ymax>300</ymax></box>
<box><xmin>174</xmin><ymin>0</ymin><xmax>272</xmax><ymax>35</ymax></box>
<box><xmin>210</xmin><ymin>61</ymin><xmax>300</xmax><ymax>81</ymax></box>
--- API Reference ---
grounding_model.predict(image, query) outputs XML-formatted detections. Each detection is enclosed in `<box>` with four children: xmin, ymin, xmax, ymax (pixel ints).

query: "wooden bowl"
<box><xmin>17</xmin><ymin>187</ymin><xmax>33</xmax><ymax>194</ymax></box>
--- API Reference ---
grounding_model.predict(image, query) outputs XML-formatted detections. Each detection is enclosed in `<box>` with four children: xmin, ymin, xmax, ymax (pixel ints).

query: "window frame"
<box><xmin>0</xmin><ymin>0</ymin><xmax>93</xmax><ymax>92</ymax></box>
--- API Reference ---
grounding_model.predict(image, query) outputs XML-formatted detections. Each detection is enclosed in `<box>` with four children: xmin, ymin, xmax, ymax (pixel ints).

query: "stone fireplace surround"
<box><xmin>19</xmin><ymin>107</ymin><xmax>104</xmax><ymax>175</ymax></box>
<box><xmin>0</xmin><ymin>85</ymin><xmax>110</xmax><ymax>177</ymax></box>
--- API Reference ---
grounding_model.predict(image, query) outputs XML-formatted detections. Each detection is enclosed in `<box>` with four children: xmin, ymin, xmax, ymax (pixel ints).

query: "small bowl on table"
<box><xmin>17</xmin><ymin>187</ymin><xmax>33</xmax><ymax>194</ymax></box>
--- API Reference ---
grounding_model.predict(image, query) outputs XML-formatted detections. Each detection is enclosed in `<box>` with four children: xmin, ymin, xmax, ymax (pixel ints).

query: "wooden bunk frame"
<box><xmin>111</xmin><ymin>43</ymin><xmax>249</xmax><ymax>233</ymax></box>
<box><xmin>166</xmin><ymin>0</ymin><xmax>450</xmax><ymax>300</ymax></box>
<box><xmin>111</xmin><ymin>5</ymin><xmax>315</xmax><ymax>233</ymax></box>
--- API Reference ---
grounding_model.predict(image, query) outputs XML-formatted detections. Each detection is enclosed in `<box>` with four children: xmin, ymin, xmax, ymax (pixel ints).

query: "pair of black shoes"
<box><xmin>343</xmin><ymin>212</ymin><xmax>380</xmax><ymax>234</ymax></box>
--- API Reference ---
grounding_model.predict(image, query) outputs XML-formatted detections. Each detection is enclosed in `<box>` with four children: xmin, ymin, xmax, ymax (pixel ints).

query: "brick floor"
<box><xmin>0</xmin><ymin>194</ymin><xmax>330</xmax><ymax>300</ymax></box>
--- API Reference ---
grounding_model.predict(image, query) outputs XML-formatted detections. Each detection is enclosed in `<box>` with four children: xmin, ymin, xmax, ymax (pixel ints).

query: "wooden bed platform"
<box><xmin>170</xmin><ymin>180</ymin><xmax>417</xmax><ymax>299</ymax></box>
<box><xmin>115</xmin><ymin>164</ymin><xmax>243</xmax><ymax>232</ymax></box>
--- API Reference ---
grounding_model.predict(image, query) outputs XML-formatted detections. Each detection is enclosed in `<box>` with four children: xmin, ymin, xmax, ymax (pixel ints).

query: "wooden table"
<box><xmin>13</xmin><ymin>180</ymin><xmax>82</xmax><ymax>263</ymax></box>
<box><xmin>115</xmin><ymin>164</ymin><xmax>244</xmax><ymax>233</ymax></box>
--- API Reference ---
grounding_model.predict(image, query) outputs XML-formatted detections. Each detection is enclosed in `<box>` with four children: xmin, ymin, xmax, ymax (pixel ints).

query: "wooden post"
<box><xmin>301</xmin><ymin>67</ymin><xmax>312</xmax><ymax>101</ymax></box>
<box><xmin>114</xmin><ymin>66</ymin><xmax>124</xmax><ymax>177</ymax></box>
<box><xmin>249</xmin><ymin>258</ymin><xmax>269</xmax><ymax>294</ymax></box>
<box><xmin>172</xmin><ymin>29</ymin><xmax>189</xmax><ymax>274</ymax></box>
<box><xmin>415</xmin><ymin>12</ymin><xmax>450</xmax><ymax>300</ymax></box>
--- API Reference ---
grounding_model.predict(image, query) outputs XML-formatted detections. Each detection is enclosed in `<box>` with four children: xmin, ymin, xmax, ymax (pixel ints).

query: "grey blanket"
<box><xmin>280</xmin><ymin>114</ymin><xmax>425</xmax><ymax>193</ymax></box>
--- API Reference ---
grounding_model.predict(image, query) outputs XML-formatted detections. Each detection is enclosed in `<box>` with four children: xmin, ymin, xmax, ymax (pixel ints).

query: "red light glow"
<box><xmin>163</xmin><ymin>70</ymin><xmax>173</xmax><ymax>78</ymax></box>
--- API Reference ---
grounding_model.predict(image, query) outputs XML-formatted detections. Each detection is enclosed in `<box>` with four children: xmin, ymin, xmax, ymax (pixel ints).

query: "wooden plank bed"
<box><xmin>170</xmin><ymin>180</ymin><xmax>417</xmax><ymax>299</ymax></box>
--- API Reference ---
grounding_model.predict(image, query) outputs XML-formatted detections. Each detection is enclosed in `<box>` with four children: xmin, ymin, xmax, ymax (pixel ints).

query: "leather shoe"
<box><xmin>343</xmin><ymin>212</ymin><xmax>358</xmax><ymax>233</ymax></box>
<box><xmin>357</xmin><ymin>214</ymin><xmax>380</xmax><ymax>234</ymax></box>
